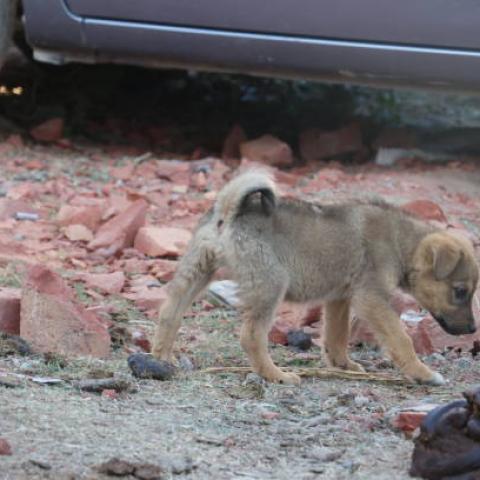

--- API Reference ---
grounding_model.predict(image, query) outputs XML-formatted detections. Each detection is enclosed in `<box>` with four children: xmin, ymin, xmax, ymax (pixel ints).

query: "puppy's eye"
<box><xmin>453</xmin><ymin>286</ymin><xmax>468</xmax><ymax>301</ymax></box>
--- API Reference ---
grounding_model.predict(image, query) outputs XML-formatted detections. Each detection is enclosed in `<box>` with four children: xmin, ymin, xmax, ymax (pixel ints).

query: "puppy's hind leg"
<box><xmin>323</xmin><ymin>299</ymin><xmax>365</xmax><ymax>372</ymax></box>
<box><xmin>152</xmin><ymin>230</ymin><xmax>216</xmax><ymax>362</ymax></box>
<box><xmin>239</xmin><ymin>272</ymin><xmax>300</xmax><ymax>385</ymax></box>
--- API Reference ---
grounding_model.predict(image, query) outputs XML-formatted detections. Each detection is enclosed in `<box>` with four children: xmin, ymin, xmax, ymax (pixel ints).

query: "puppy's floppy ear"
<box><xmin>431</xmin><ymin>242</ymin><xmax>461</xmax><ymax>280</ymax></box>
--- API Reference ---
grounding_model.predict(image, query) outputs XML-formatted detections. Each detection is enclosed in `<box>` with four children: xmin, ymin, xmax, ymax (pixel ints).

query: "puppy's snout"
<box><xmin>468</xmin><ymin>322</ymin><xmax>477</xmax><ymax>334</ymax></box>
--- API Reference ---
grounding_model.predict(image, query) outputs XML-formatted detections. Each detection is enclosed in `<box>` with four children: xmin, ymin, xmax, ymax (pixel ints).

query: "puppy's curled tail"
<box><xmin>214</xmin><ymin>170</ymin><xmax>277</xmax><ymax>228</ymax></box>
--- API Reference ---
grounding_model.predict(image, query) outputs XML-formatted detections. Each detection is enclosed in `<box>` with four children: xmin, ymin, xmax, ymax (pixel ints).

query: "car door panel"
<box><xmin>65</xmin><ymin>0</ymin><xmax>480</xmax><ymax>49</ymax></box>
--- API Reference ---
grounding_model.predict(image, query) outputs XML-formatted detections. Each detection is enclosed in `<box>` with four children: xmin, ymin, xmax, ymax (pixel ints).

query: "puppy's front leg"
<box><xmin>352</xmin><ymin>292</ymin><xmax>445</xmax><ymax>385</ymax></box>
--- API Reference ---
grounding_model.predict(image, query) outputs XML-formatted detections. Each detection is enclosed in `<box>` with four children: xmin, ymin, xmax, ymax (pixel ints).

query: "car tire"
<box><xmin>0</xmin><ymin>0</ymin><xmax>15</xmax><ymax>72</ymax></box>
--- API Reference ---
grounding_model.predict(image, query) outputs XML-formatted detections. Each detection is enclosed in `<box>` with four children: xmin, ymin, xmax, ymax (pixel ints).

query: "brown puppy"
<box><xmin>152</xmin><ymin>170</ymin><xmax>479</xmax><ymax>385</ymax></box>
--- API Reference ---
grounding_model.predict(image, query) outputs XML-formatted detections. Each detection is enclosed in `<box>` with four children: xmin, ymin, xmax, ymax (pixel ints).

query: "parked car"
<box><xmin>1</xmin><ymin>0</ymin><xmax>480</xmax><ymax>91</ymax></box>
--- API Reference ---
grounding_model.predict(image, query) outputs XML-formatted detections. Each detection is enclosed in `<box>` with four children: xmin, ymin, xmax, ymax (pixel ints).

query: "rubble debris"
<box><xmin>0</xmin><ymin>333</ymin><xmax>32</xmax><ymax>356</ymax></box>
<box><xmin>0</xmin><ymin>438</ymin><xmax>12</xmax><ymax>455</ymax></box>
<box><xmin>128</xmin><ymin>353</ymin><xmax>176</xmax><ymax>381</ymax></box>
<box><xmin>410</xmin><ymin>386</ymin><xmax>480</xmax><ymax>479</ymax></box>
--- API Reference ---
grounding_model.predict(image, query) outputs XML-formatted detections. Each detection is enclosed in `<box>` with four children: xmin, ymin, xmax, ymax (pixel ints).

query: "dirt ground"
<box><xmin>1</xmin><ymin>317</ymin><xmax>479</xmax><ymax>480</ymax></box>
<box><xmin>1</xmin><ymin>61</ymin><xmax>480</xmax><ymax>480</ymax></box>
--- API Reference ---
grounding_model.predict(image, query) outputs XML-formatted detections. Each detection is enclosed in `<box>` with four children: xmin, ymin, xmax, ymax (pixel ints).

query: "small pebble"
<box><xmin>302</xmin><ymin>414</ymin><xmax>331</xmax><ymax>427</ymax></box>
<box><xmin>178</xmin><ymin>355</ymin><xmax>195</xmax><ymax>372</ymax></box>
<box><xmin>243</xmin><ymin>372</ymin><xmax>266</xmax><ymax>387</ymax></box>
<box><xmin>309</xmin><ymin>447</ymin><xmax>344</xmax><ymax>463</ymax></box>
<box><xmin>354</xmin><ymin>395</ymin><xmax>370</xmax><ymax>407</ymax></box>
<box><xmin>425</xmin><ymin>353</ymin><xmax>446</xmax><ymax>364</ymax></box>
<box><xmin>456</xmin><ymin>357</ymin><xmax>472</xmax><ymax>369</ymax></box>
<box><xmin>0</xmin><ymin>438</ymin><xmax>12</xmax><ymax>456</ymax></box>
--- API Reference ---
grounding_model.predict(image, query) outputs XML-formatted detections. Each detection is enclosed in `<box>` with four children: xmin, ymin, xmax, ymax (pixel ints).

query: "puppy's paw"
<box><xmin>279</xmin><ymin>372</ymin><xmax>302</xmax><ymax>385</ymax></box>
<box><xmin>342</xmin><ymin>360</ymin><xmax>366</xmax><ymax>373</ymax></box>
<box><xmin>262</xmin><ymin>369</ymin><xmax>301</xmax><ymax>385</ymax></box>
<box><xmin>151</xmin><ymin>348</ymin><xmax>174</xmax><ymax>364</ymax></box>
<box><xmin>421</xmin><ymin>371</ymin><xmax>446</xmax><ymax>386</ymax></box>
<box><xmin>327</xmin><ymin>357</ymin><xmax>365</xmax><ymax>373</ymax></box>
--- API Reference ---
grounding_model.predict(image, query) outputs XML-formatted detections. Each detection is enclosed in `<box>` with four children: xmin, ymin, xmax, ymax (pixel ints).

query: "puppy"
<box><xmin>152</xmin><ymin>170</ymin><xmax>479</xmax><ymax>385</ymax></box>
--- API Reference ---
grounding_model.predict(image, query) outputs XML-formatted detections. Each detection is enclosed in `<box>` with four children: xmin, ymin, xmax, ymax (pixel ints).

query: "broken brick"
<box><xmin>20</xmin><ymin>265</ymin><xmax>111</xmax><ymax>357</ymax></box>
<box><xmin>0</xmin><ymin>438</ymin><xmax>12</xmax><ymax>456</ymax></box>
<box><xmin>134</xmin><ymin>226</ymin><xmax>191</xmax><ymax>258</ymax></box>
<box><xmin>63</xmin><ymin>224</ymin><xmax>94</xmax><ymax>242</ymax></box>
<box><xmin>131</xmin><ymin>329</ymin><xmax>151</xmax><ymax>352</ymax></box>
<box><xmin>0</xmin><ymin>288</ymin><xmax>21</xmax><ymax>335</ymax></box>
<box><xmin>269</xmin><ymin>303</ymin><xmax>322</xmax><ymax>345</ymax></box>
<box><xmin>149</xmin><ymin>258</ymin><xmax>178</xmax><ymax>282</ymax></box>
<box><xmin>88</xmin><ymin>199</ymin><xmax>148</xmax><ymax>254</ymax></box>
<box><xmin>392</xmin><ymin>411</ymin><xmax>427</xmax><ymax>433</ymax></box>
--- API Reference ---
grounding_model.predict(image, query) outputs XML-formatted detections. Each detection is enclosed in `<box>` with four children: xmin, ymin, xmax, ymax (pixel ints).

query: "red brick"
<box><xmin>57</xmin><ymin>204</ymin><xmax>103</xmax><ymax>231</ymax></box>
<box><xmin>299</xmin><ymin>123</ymin><xmax>363</xmax><ymax>162</ymax></box>
<box><xmin>30</xmin><ymin>118</ymin><xmax>64</xmax><ymax>143</ymax></box>
<box><xmin>402</xmin><ymin>200</ymin><xmax>447</xmax><ymax>223</ymax></box>
<box><xmin>240</xmin><ymin>135</ymin><xmax>293</xmax><ymax>167</ymax></box>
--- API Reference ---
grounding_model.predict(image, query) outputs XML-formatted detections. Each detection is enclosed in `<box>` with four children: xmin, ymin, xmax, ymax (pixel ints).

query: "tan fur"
<box><xmin>152</xmin><ymin>171</ymin><xmax>479</xmax><ymax>385</ymax></box>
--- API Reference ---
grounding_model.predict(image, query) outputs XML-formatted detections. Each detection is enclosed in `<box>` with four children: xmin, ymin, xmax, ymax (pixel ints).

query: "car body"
<box><xmin>7</xmin><ymin>0</ymin><xmax>480</xmax><ymax>91</ymax></box>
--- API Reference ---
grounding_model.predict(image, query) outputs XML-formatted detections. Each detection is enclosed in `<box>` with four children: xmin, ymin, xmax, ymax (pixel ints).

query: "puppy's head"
<box><xmin>410</xmin><ymin>231</ymin><xmax>478</xmax><ymax>335</ymax></box>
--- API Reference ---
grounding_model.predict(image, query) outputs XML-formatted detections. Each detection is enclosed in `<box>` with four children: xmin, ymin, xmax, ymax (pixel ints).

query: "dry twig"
<box><xmin>200</xmin><ymin>366</ymin><xmax>404</xmax><ymax>384</ymax></box>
